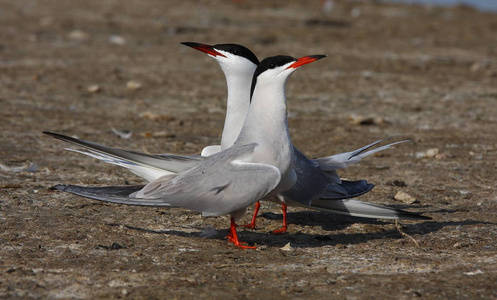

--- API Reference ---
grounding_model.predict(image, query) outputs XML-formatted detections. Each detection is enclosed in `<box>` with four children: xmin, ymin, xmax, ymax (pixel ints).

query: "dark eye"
<box><xmin>270</xmin><ymin>63</ymin><xmax>275</xmax><ymax>68</ymax></box>
<box><xmin>233</xmin><ymin>49</ymin><xmax>239</xmax><ymax>55</ymax></box>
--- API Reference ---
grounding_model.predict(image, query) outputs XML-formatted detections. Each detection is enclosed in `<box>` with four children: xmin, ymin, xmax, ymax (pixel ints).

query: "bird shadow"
<box><xmin>259</xmin><ymin>204</ymin><xmax>435</xmax><ymax>232</ymax></box>
<box><xmin>108</xmin><ymin>211</ymin><xmax>495</xmax><ymax>249</ymax></box>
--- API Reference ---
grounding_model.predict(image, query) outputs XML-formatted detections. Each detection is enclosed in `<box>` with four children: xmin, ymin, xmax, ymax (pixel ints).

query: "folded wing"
<box><xmin>132</xmin><ymin>143</ymin><xmax>282</xmax><ymax>216</ymax></box>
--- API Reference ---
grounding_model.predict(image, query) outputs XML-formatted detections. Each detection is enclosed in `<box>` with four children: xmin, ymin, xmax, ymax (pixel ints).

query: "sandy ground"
<box><xmin>1</xmin><ymin>0</ymin><xmax>497</xmax><ymax>298</ymax></box>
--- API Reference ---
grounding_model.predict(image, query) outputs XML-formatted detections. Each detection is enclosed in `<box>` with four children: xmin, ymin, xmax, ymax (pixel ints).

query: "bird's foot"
<box><xmin>227</xmin><ymin>218</ymin><xmax>256</xmax><ymax>250</ymax></box>
<box><xmin>271</xmin><ymin>226</ymin><xmax>288</xmax><ymax>235</ymax></box>
<box><xmin>231</xmin><ymin>240</ymin><xmax>257</xmax><ymax>250</ymax></box>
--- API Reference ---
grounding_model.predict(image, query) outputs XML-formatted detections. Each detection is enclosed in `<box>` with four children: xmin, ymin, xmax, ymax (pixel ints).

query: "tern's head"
<box><xmin>250</xmin><ymin>54</ymin><xmax>326</xmax><ymax>100</ymax></box>
<box><xmin>181</xmin><ymin>42</ymin><xmax>259</xmax><ymax>75</ymax></box>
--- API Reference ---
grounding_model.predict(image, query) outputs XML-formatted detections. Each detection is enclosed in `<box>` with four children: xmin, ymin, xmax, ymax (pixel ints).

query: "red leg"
<box><xmin>227</xmin><ymin>218</ymin><xmax>256</xmax><ymax>249</ymax></box>
<box><xmin>272</xmin><ymin>202</ymin><xmax>288</xmax><ymax>234</ymax></box>
<box><xmin>242</xmin><ymin>201</ymin><xmax>261</xmax><ymax>229</ymax></box>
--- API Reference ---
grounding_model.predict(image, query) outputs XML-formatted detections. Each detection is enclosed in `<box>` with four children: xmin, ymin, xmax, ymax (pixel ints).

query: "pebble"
<box><xmin>280</xmin><ymin>243</ymin><xmax>293</xmax><ymax>251</ymax></box>
<box><xmin>463</xmin><ymin>269</ymin><xmax>483</xmax><ymax>276</ymax></box>
<box><xmin>87</xmin><ymin>85</ymin><xmax>101</xmax><ymax>93</ymax></box>
<box><xmin>126</xmin><ymin>80</ymin><xmax>142</xmax><ymax>91</ymax></box>
<box><xmin>109</xmin><ymin>35</ymin><xmax>126</xmax><ymax>45</ymax></box>
<box><xmin>425</xmin><ymin>148</ymin><xmax>439</xmax><ymax>158</ymax></box>
<box><xmin>415</xmin><ymin>148</ymin><xmax>444</xmax><ymax>159</ymax></box>
<box><xmin>67</xmin><ymin>30</ymin><xmax>89</xmax><ymax>41</ymax></box>
<box><xmin>139</xmin><ymin>111</ymin><xmax>175</xmax><ymax>121</ymax></box>
<box><xmin>394</xmin><ymin>191</ymin><xmax>418</xmax><ymax>204</ymax></box>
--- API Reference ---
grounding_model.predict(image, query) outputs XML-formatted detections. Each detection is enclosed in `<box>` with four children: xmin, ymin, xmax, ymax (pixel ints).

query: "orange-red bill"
<box><xmin>181</xmin><ymin>42</ymin><xmax>227</xmax><ymax>58</ymax></box>
<box><xmin>286</xmin><ymin>54</ymin><xmax>326</xmax><ymax>69</ymax></box>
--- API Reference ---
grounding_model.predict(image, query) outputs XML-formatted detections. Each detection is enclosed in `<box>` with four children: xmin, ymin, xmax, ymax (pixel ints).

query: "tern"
<box><xmin>46</xmin><ymin>54</ymin><xmax>327</xmax><ymax>248</ymax></box>
<box><xmin>46</xmin><ymin>43</ymin><xmax>429</xmax><ymax>237</ymax></box>
<box><xmin>181</xmin><ymin>42</ymin><xmax>430</xmax><ymax>232</ymax></box>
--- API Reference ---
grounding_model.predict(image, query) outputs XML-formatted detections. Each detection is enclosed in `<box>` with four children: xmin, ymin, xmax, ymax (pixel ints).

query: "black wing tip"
<box><xmin>346</xmin><ymin>137</ymin><xmax>393</xmax><ymax>160</ymax></box>
<box><xmin>42</xmin><ymin>131</ymin><xmax>69</xmax><ymax>141</ymax></box>
<box><xmin>51</xmin><ymin>184</ymin><xmax>68</xmax><ymax>191</ymax></box>
<box><xmin>42</xmin><ymin>131</ymin><xmax>56</xmax><ymax>136</ymax></box>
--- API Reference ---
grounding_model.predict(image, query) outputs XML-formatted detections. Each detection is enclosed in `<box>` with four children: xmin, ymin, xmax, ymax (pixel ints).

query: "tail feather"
<box><xmin>346</xmin><ymin>140</ymin><xmax>410</xmax><ymax>164</ymax></box>
<box><xmin>54</xmin><ymin>184</ymin><xmax>175</xmax><ymax>207</ymax></box>
<box><xmin>314</xmin><ymin>138</ymin><xmax>410</xmax><ymax>171</ymax></box>
<box><xmin>309</xmin><ymin>198</ymin><xmax>431</xmax><ymax>220</ymax></box>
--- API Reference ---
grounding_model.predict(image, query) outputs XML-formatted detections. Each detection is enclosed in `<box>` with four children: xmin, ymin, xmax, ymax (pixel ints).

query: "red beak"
<box><xmin>286</xmin><ymin>54</ymin><xmax>326</xmax><ymax>69</ymax></box>
<box><xmin>181</xmin><ymin>42</ymin><xmax>227</xmax><ymax>58</ymax></box>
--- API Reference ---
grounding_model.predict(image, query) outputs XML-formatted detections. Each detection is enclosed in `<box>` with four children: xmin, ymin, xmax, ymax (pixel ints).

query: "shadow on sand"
<box><xmin>107</xmin><ymin>209</ymin><xmax>495</xmax><ymax>249</ymax></box>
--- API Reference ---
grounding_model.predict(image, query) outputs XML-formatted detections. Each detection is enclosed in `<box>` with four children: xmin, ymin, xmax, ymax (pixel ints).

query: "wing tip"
<box><xmin>42</xmin><ymin>131</ymin><xmax>60</xmax><ymax>138</ymax></box>
<box><xmin>51</xmin><ymin>184</ymin><xmax>68</xmax><ymax>191</ymax></box>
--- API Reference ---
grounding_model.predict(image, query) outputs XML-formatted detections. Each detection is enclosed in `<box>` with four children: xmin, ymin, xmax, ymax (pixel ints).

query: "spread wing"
<box><xmin>43</xmin><ymin>131</ymin><xmax>205</xmax><ymax>181</ymax></box>
<box><xmin>52</xmin><ymin>184</ymin><xmax>168</xmax><ymax>206</ymax></box>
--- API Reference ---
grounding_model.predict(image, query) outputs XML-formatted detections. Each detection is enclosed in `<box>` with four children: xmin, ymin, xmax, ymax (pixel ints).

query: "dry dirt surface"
<box><xmin>1</xmin><ymin>0</ymin><xmax>497</xmax><ymax>298</ymax></box>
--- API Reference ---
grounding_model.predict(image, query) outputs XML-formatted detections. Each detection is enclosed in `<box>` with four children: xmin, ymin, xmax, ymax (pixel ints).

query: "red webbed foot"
<box><xmin>228</xmin><ymin>218</ymin><xmax>256</xmax><ymax>249</ymax></box>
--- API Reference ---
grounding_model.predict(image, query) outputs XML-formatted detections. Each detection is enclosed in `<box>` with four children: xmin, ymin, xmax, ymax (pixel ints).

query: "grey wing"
<box><xmin>281</xmin><ymin>147</ymin><xmax>330</xmax><ymax>205</ymax></box>
<box><xmin>133</xmin><ymin>161</ymin><xmax>281</xmax><ymax>216</ymax></box>
<box><xmin>131</xmin><ymin>143</ymin><xmax>282</xmax><ymax>216</ymax></box>
<box><xmin>284</xmin><ymin>148</ymin><xmax>374</xmax><ymax>205</ymax></box>
<box><xmin>43</xmin><ymin>131</ymin><xmax>205</xmax><ymax>181</ymax></box>
<box><xmin>53</xmin><ymin>184</ymin><xmax>175</xmax><ymax>206</ymax></box>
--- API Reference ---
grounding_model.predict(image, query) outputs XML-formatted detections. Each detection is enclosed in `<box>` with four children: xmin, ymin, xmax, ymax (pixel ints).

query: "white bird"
<box><xmin>46</xmin><ymin>43</ymin><xmax>429</xmax><ymax>237</ymax></box>
<box><xmin>178</xmin><ymin>43</ymin><xmax>259</xmax><ymax>156</ymax></box>
<box><xmin>181</xmin><ymin>42</ymin><xmax>430</xmax><ymax>232</ymax></box>
<box><xmin>46</xmin><ymin>54</ymin><xmax>326</xmax><ymax>248</ymax></box>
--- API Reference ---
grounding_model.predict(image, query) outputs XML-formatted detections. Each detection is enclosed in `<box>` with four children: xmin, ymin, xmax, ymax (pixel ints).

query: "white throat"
<box><xmin>235</xmin><ymin>73</ymin><xmax>295</xmax><ymax>194</ymax></box>
<box><xmin>220</xmin><ymin>64</ymin><xmax>255</xmax><ymax>150</ymax></box>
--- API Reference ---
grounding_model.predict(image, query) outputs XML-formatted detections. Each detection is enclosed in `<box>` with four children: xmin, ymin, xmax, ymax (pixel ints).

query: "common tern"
<box><xmin>46</xmin><ymin>43</ymin><xmax>429</xmax><ymax>238</ymax></box>
<box><xmin>46</xmin><ymin>54</ymin><xmax>326</xmax><ymax>248</ymax></box>
<box><xmin>181</xmin><ymin>42</ymin><xmax>430</xmax><ymax>232</ymax></box>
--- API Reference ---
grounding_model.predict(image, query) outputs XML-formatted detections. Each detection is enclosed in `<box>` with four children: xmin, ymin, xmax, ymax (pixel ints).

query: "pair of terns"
<box><xmin>45</xmin><ymin>42</ymin><xmax>430</xmax><ymax>249</ymax></box>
